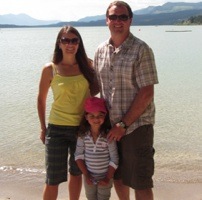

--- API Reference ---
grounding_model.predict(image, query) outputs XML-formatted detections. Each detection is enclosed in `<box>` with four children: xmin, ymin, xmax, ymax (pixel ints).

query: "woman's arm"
<box><xmin>37</xmin><ymin>64</ymin><xmax>52</xmax><ymax>144</ymax></box>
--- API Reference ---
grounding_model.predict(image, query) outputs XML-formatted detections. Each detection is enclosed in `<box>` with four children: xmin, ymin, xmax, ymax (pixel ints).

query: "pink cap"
<box><xmin>84</xmin><ymin>97</ymin><xmax>107</xmax><ymax>114</ymax></box>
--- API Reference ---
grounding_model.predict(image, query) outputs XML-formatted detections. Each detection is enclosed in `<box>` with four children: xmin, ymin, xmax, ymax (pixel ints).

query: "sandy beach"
<box><xmin>0</xmin><ymin>178</ymin><xmax>202</xmax><ymax>200</ymax></box>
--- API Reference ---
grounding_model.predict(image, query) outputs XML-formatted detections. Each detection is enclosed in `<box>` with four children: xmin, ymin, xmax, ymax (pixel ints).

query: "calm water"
<box><xmin>0</xmin><ymin>26</ymin><xmax>202</xmax><ymax>185</ymax></box>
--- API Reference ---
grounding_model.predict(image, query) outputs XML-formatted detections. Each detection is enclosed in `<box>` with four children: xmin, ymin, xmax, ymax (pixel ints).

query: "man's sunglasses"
<box><xmin>60</xmin><ymin>37</ymin><xmax>80</xmax><ymax>45</ymax></box>
<box><xmin>108</xmin><ymin>14</ymin><xmax>130</xmax><ymax>21</ymax></box>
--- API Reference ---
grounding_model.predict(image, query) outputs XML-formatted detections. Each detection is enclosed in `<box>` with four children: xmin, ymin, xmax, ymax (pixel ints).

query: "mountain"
<box><xmin>77</xmin><ymin>2</ymin><xmax>202</xmax><ymax>22</ymax></box>
<box><xmin>1</xmin><ymin>2</ymin><xmax>202</xmax><ymax>27</ymax></box>
<box><xmin>78</xmin><ymin>14</ymin><xmax>105</xmax><ymax>22</ymax></box>
<box><xmin>180</xmin><ymin>15</ymin><xmax>202</xmax><ymax>24</ymax></box>
<box><xmin>44</xmin><ymin>9</ymin><xmax>202</xmax><ymax>27</ymax></box>
<box><xmin>134</xmin><ymin>2</ymin><xmax>202</xmax><ymax>15</ymax></box>
<box><xmin>133</xmin><ymin>9</ymin><xmax>202</xmax><ymax>25</ymax></box>
<box><xmin>0</xmin><ymin>13</ymin><xmax>60</xmax><ymax>26</ymax></box>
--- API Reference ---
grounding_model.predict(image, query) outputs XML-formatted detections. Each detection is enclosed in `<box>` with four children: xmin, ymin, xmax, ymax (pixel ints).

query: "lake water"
<box><xmin>0</xmin><ymin>26</ymin><xmax>202</xmax><ymax>185</ymax></box>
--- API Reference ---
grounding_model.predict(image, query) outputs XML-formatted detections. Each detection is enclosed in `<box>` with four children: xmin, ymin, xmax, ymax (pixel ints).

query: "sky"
<box><xmin>0</xmin><ymin>0</ymin><xmax>201</xmax><ymax>21</ymax></box>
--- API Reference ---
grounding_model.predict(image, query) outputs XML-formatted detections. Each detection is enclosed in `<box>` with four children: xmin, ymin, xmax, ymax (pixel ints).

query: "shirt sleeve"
<box><xmin>108</xmin><ymin>140</ymin><xmax>119</xmax><ymax>169</ymax></box>
<box><xmin>75</xmin><ymin>136</ymin><xmax>85</xmax><ymax>161</ymax></box>
<box><xmin>136</xmin><ymin>45</ymin><xmax>159</xmax><ymax>88</ymax></box>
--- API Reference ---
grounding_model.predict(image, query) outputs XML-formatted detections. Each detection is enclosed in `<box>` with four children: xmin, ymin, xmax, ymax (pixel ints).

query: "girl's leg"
<box><xmin>84</xmin><ymin>177</ymin><xmax>97</xmax><ymax>200</ymax></box>
<box><xmin>98</xmin><ymin>179</ymin><xmax>113</xmax><ymax>200</ymax></box>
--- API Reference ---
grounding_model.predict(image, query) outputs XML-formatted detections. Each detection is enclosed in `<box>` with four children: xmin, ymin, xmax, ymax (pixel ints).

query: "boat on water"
<box><xmin>165</xmin><ymin>30</ymin><xmax>192</xmax><ymax>32</ymax></box>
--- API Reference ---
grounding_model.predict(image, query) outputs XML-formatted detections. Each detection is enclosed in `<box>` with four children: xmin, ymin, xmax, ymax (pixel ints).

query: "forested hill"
<box><xmin>178</xmin><ymin>15</ymin><xmax>202</xmax><ymax>24</ymax></box>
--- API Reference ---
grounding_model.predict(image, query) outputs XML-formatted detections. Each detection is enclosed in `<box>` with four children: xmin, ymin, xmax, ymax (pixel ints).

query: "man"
<box><xmin>94</xmin><ymin>1</ymin><xmax>158</xmax><ymax>200</ymax></box>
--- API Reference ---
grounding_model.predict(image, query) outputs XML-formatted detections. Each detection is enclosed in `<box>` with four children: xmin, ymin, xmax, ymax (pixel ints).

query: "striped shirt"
<box><xmin>94</xmin><ymin>33</ymin><xmax>159</xmax><ymax>134</ymax></box>
<box><xmin>75</xmin><ymin>131</ymin><xmax>118</xmax><ymax>180</ymax></box>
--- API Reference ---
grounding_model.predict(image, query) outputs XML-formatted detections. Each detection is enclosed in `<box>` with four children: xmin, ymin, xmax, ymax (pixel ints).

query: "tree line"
<box><xmin>179</xmin><ymin>15</ymin><xmax>202</xmax><ymax>25</ymax></box>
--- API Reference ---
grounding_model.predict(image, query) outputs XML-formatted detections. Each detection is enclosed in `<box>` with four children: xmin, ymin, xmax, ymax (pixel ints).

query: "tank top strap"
<box><xmin>51</xmin><ymin>63</ymin><xmax>57</xmax><ymax>77</ymax></box>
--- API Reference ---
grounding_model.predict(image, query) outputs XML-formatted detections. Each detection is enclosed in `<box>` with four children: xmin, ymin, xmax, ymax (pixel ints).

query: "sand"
<box><xmin>0</xmin><ymin>179</ymin><xmax>202</xmax><ymax>200</ymax></box>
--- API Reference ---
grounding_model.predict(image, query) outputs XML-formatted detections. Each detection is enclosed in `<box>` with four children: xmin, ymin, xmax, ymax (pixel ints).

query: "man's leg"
<box><xmin>135</xmin><ymin>188</ymin><xmax>153</xmax><ymax>200</ymax></box>
<box><xmin>114</xmin><ymin>179</ymin><xmax>130</xmax><ymax>200</ymax></box>
<box><xmin>68</xmin><ymin>174</ymin><xmax>82</xmax><ymax>200</ymax></box>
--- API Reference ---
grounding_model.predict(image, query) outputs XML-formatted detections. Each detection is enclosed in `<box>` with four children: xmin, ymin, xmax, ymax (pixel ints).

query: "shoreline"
<box><xmin>0</xmin><ymin>179</ymin><xmax>202</xmax><ymax>200</ymax></box>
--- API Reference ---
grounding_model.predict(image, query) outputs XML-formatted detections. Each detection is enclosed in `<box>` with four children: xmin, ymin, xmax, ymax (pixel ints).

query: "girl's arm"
<box><xmin>98</xmin><ymin>140</ymin><xmax>119</xmax><ymax>186</ymax></box>
<box><xmin>75</xmin><ymin>136</ymin><xmax>94</xmax><ymax>185</ymax></box>
<box><xmin>108</xmin><ymin>140</ymin><xmax>119</xmax><ymax>169</ymax></box>
<box><xmin>76</xmin><ymin>159</ymin><xmax>94</xmax><ymax>185</ymax></box>
<box><xmin>75</xmin><ymin>159</ymin><xmax>89</xmax><ymax>177</ymax></box>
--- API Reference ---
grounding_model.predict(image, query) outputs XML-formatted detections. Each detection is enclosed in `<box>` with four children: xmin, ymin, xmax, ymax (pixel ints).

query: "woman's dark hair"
<box><xmin>78</xmin><ymin>112</ymin><xmax>111</xmax><ymax>138</ymax></box>
<box><xmin>52</xmin><ymin>25</ymin><xmax>95</xmax><ymax>85</ymax></box>
<box><xmin>106</xmin><ymin>1</ymin><xmax>133</xmax><ymax>19</ymax></box>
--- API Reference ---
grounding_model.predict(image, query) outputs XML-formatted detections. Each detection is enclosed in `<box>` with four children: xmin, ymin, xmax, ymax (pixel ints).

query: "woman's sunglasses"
<box><xmin>60</xmin><ymin>37</ymin><xmax>80</xmax><ymax>45</ymax></box>
<box><xmin>108</xmin><ymin>14</ymin><xmax>130</xmax><ymax>21</ymax></box>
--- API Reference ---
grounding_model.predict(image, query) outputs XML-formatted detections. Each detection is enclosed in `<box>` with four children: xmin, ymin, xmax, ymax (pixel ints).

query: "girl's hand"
<box><xmin>98</xmin><ymin>177</ymin><xmax>110</xmax><ymax>186</ymax></box>
<box><xmin>85</xmin><ymin>175</ymin><xmax>95</xmax><ymax>185</ymax></box>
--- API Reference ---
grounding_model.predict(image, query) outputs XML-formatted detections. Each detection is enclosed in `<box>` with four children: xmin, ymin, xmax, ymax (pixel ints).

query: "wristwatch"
<box><xmin>116</xmin><ymin>121</ymin><xmax>128</xmax><ymax>129</ymax></box>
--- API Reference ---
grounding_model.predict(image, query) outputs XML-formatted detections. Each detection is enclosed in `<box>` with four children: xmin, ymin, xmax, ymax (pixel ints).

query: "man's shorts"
<box><xmin>45</xmin><ymin>124</ymin><xmax>82</xmax><ymax>185</ymax></box>
<box><xmin>114</xmin><ymin>125</ymin><xmax>155</xmax><ymax>190</ymax></box>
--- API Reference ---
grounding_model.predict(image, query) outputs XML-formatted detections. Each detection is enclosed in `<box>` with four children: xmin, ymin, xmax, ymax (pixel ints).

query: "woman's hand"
<box><xmin>40</xmin><ymin>129</ymin><xmax>46</xmax><ymax>144</ymax></box>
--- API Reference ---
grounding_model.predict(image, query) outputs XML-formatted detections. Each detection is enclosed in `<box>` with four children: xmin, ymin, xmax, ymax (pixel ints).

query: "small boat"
<box><xmin>165</xmin><ymin>30</ymin><xmax>192</xmax><ymax>32</ymax></box>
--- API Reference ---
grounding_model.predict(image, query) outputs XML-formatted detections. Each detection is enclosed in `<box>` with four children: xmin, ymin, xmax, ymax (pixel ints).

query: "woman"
<box><xmin>37</xmin><ymin>26</ymin><xmax>99</xmax><ymax>200</ymax></box>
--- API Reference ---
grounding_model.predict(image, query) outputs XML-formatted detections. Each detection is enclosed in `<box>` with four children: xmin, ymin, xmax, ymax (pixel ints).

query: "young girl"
<box><xmin>75</xmin><ymin>97</ymin><xmax>119</xmax><ymax>200</ymax></box>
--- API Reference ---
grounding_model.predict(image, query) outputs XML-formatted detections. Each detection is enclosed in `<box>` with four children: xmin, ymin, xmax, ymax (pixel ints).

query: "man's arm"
<box><xmin>108</xmin><ymin>85</ymin><xmax>154</xmax><ymax>142</ymax></box>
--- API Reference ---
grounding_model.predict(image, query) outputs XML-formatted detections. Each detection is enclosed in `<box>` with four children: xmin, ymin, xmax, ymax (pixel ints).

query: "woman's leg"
<box><xmin>69</xmin><ymin>174</ymin><xmax>82</xmax><ymax>200</ymax></box>
<box><xmin>43</xmin><ymin>184</ymin><xmax>59</xmax><ymax>200</ymax></box>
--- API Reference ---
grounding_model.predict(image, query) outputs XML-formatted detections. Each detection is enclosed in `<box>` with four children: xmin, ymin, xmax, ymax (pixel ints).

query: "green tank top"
<box><xmin>49</xmin><ymin>65</ymin><xmax>90</xmax><ymax>126</ymax></box>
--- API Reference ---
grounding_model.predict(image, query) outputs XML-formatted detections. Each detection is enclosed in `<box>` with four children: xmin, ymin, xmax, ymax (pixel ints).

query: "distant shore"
<box><xmin>0</xmin><ymin>178</ymin><xmax>202</xmax><ymax>200</ymax></box>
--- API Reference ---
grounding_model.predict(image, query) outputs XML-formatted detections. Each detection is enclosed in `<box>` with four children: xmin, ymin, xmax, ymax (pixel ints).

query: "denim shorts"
<box><xmin>114</xmin><ymin>125</ymin><xmax>155</xmax><ymax>190</ymax></box>
<box><xmin>45</xmin><ymin>124</ymin><xmax>81</xmax><ymax>185</ymax></box>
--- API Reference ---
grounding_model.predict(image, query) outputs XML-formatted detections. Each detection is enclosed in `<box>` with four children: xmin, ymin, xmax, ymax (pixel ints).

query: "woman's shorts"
<box><xmin>45</xmin><ymin>124</ymin><xmax>82</xmax><ymax>185</ymax></box>
<box><xmin>114</xmin><ymin>125</ymin><xmax>155</xmax><ymax>190</ymax></box>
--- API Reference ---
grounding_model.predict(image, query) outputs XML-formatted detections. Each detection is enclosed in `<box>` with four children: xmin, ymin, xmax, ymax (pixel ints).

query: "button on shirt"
<box><xmin>94</xmin><ymin>33</ymin><xmax>159</xmax><ymax>134</ymax></box>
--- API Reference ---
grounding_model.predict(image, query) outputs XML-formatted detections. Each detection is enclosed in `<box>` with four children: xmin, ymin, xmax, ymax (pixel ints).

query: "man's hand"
<box><xmin>107</xmin><ymin>124</ymin><xmax>126</xmax><ymax>142</ymax></box>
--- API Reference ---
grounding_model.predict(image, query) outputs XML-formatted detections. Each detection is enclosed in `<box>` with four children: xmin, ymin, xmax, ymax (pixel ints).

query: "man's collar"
<box><xmin>107</xmin><ymin>32</ymin><xmax>134</xmax><ymax>48</ymax></box>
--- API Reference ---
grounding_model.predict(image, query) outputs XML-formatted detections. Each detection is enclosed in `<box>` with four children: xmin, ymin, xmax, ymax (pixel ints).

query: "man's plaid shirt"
<box><xmin>94</xmin><ymin>33</ymin><xmax>159</xmax><ymax>134</ymax></box>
